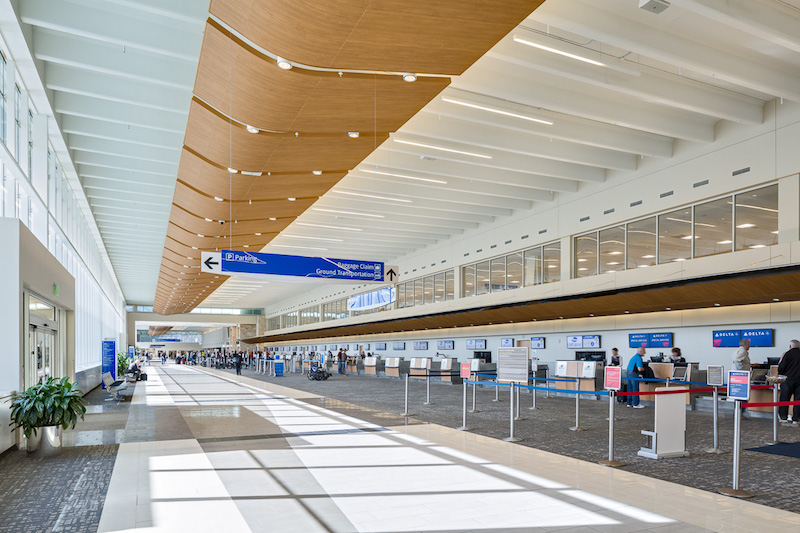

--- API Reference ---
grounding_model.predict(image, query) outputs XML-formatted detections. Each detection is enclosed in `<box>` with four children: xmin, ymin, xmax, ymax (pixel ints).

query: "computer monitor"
<box><xmin>671</xmin><ymin>366</ymin><xmax>688</xmax><ymax>380</ymax></box>
<box><xmin>751</xmin><ymin>368</ymin><xmax>769</xmax><ymax>384</ymax></box>
<box><xmin>767</xmin><ymin>357</ymin><xmax>780</xmax><ymax>366</ymax></box>
<box><xmin>649</xmin><ymin>355</ymin><xmax>663</xmax><ymax>363</ymax></box>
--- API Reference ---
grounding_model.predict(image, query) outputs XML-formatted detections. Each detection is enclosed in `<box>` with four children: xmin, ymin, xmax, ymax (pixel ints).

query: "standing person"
<box><xmin>626</xmin><ymin>347</ymin><xmax>646</xmax><ymax>409</ymax></box>
<box><xmin>778</xmin><ymin>340</ymin><xmax>800</xmax><ymax>425</ymax></box>
<box><xmin>610</xmin><ymin>347</ymin><xmax>621</xmax><ymax>366</ymax></box>
<box><xmin>234</xmin><ymin>352</ymin><xmax>242</xmax><ymax>375</ymax></box>
<box><xmin>337</xmin><ymin>349</ymin><xmax>345</xmax><ymax>374</ymax></box>
<box><xmin>731</xmin><ymin>339</ymin><xmax>751</xmax><ymax>371</ymax></box>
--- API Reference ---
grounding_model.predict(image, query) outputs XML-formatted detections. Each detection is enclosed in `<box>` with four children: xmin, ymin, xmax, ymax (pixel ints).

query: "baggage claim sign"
<box><xmin>201</xmin><ymin>250</ymin><xmax>399</xmax><ymax>284</ymax></box>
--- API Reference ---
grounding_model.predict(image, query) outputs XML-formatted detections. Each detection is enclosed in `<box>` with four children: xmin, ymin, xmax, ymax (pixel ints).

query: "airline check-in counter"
<box><xmin>747</xmin><ymin>363</ymin><xmax>781</xmax><ymax>414</ymax></box>
<box><xmin>469</xmin><ymin>358</ymin><xmax>497</xmax><ymax>381</ymax></box>
<box><xmin>638</xmin><ymin>362</ymin><xmax>704</xmax><ymax>405</ymax></box>
<box><xmin>410</xmin><ymin>358</ymin><xmax>440</xmax><ymax>379</ymax></box>
<box><xmin>384</xmin><ymin>357</ymin><xmax>410</xmax><ymax>378</ymax></box>
<box><xmin>363</xmin><ymin>356</ymin><xmax>385</xmax><ymax>376</ymax></box>
<box><xmin>438</xmin><ymin>358</ymin><xmax>462</xmax><ymax>384</ymax></box>
<box><xmin>555</xmin><ymin>360</ymin><xmax>604</xmax><ymax>396</ymax></box>
<box><xmin>346</xmin><ymin>356</ymin><xmax>361</xmax><ymax>375</ymax></box>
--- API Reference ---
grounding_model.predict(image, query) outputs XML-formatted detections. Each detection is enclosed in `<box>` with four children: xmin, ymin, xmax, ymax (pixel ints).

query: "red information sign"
<box><xmin>460</xmin><ymin>362</ymin><xmax>471</xmax><ymax>379</ymax></box>
<box><xmin>604</xmin><ymin>366</ymin><xmax>622</xmax><ymax>391</ymax></box>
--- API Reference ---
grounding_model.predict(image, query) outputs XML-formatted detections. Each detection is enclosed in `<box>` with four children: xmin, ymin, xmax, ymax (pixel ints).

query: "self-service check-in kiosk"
<box><xmin>384</xmin><ymin>357</ymin><xmax>410</xmax><ymax>378</ymax></box>
<box><xmin>438</xmin><ymin>358</ymin><xmax>462</xmax><ymax>384</ymax></box>
<box><xmin>363</xmin><ymin>356</ymin><xmax>385</xmax><ymax>376</ymax></box>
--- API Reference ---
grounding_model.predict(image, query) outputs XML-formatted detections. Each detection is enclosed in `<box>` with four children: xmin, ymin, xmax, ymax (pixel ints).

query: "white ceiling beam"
<box><xmin>271</xmin><ymin>241</ymin><xmax>420</xmax><ymax>255</ymax></box>
<box><xmin>404</xmin><ymin>112</ymin><xmax>637</xmax><ymax>170</ymax></box>
<box><xmin>79</xmin><ymin>172</ymin><xmax>174</xmax><ymax>190</ymax></box>
<box><xmin>69</xmin><ymin>135</ymin><xmax>179</xmax><ymax>164</ymax></box>
<box><xmin>103</xmin><ymin>0</ymin><xmax>207</xmax><ymax>27</ymax></box>
<box><xmin>366</xmin><ymin>151</ymin><xmax>579</xmax><ymax>193</ymax></box>
<box><xmin>32</xmin><ymin>28</ymin><xmax>195</xmax><ymax>89</ymax></box>
<box><xmin>54</xmin><ymin>93</ymin><xmax>187</xmax><ymax>133</ymax></box>
<box><xmin>309</xmin><ymin>206</ymin><xmax>484</xmax><ymax>228</ymax></box>
<box><xmin>20</xmin><ymin>0</ymin><xmax>203</xmax><ymax>61</ymax></box>
<box><xmin>88</xmin><ymin>198</ymin><xmax>167</xmax><ymax>214</ymax></box>
<box><xmin>323</xmin><ymin>192</ymin><xmax>515</xmax><ymax>218</ymax></box>
<box><xmin>535</xmin><ymin>0</ymin><xmax>800</xmax><ymax>103</ymax></box>
<box><xmin>349</xmin><ymin>168</ymin><xmax>554</xmax><ymax>202</ymax></box>
<box><xmin>86</xmin><ymin>190</ymin><xmax>172</xmax><ymax>204</ymax></box>
<box><xmin>388</xmin><ymin>135</ymin><xmax>606</xmax><ymax>183</ymax></box>
<box><xmin>82</xmin><ymin>179</ymin><xmax>174</xmax><ymax>198</ymax></box>
<box><xmin>431</xmin><ymin>89</ymin><xmax>673</xmax><ymax>158</ymax></box>
<box><xmin>62</xmin><ymin>116</ymin><xmax>183</xmax><ymax>149</ymax></box>
<box><xmin>458</xmin><ymin>62</ymin><xmax>714</xmax><ymax>142</ymax></box>
<box><xmin>73</xmin><ymin>151</ymin><xmax>178</xmax><ymax>176</ymax></box>
<box><xmin>45</xmin><ymin>63</ymin><xmax>191</xmax><ymax>114</ymax></box>
<box><xmin>336</xmin><ymin>178</ymin><xmax>538</xmax><ymax>210</ymax></box>
<box><xmin>296</xmin><ymin>216</ymin><xmax>463</xmax><ymax>237</ymax></box>
<box><xmin>92</xmin><ymin>210</ymin><xmax>169</xmax><ymax>223</ymax></box>
<box><xmin>489</xmin><ymin>32</ymin><xmax>763</xmax><ymax>125</ymax></box>
<box><xmin>78</xmin><ymin>164</ymin><xmax>176</xmax><ymax>187</ymax></box>
<box><xmin>671</xmin><ymin>0</ymin><xmax>800</xmax><ymax>54</ymax></box>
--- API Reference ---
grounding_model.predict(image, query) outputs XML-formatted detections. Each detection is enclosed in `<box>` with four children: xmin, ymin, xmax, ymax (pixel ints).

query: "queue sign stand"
<box><xmin>705</xmin><ymin>365</ymin><xmax>727</xmax><ymax>454</ymax></box>
<box><xmin>457</xmin><ymin>363</ymin><xmax>473</xmax><ymax>431</ymax></box>
<box><xmin>599</xmin><ymin>366</ymin><xmax>624</xmax><ymax>467</ymax></box>
<box><xmin>497</xmin><ymin>347</ymin><xmax>529</xmax><ymax>443</ymax></box>
<box><xmin>718</xmin><ymin>370</ymin><xmax>755</xmax><ymax>499</ymax></box>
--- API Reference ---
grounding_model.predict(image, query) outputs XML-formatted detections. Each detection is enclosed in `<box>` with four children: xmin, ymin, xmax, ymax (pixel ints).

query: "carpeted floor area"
<box><xmin>222</xmin><ymin>366</ymin><xmax>800</xmax><ymax>513</ymax></box>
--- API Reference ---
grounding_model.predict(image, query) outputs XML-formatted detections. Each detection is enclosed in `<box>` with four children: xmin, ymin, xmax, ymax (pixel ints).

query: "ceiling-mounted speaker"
<box><xmin>639</xmin><ymin>0</ymin><xmax>670</xmax><ymax>14</ymax></box>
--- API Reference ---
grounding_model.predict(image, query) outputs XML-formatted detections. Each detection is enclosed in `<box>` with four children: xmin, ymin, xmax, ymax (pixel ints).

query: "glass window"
<box><xmin>543</xmin><ymin>242</ymin><xmax>561</xmax><ymax>283</ymax></box>
<box><xmin>445</xmin><ymin>270</ymin><xmax>454</xmax><ymax>300</ymax></box>
<box><xmin>574</xmin><ymin>232</ymin><xmax>597</xmax><ymax>277</ymax></box>
<box><xmin>476</xmin><ymin>260</ymin><xmax>490</xmax><ymax>295</ymax></box>
<box><xmin>14</xmin><ymin>84</ymin><xmax>21</xmax><ymax>164</ymax></box>
<box><xmin>506</xmin><ymin>252</ymin><xmax>522</xmax><ymax>290</ymax></box>
<box><xmin>658</xmin><ymin>208</ymin><xmax>692</xmax><ymax>263</ymax></box>
<box><xmin>735</xmin><ymin>184</ymin><xmax>778</xmax><ymax>251</ymax></box>
<box><xmin>599</xmin><ymin>225</ymin><xmax>625</xmax><ymax>274</ymax></box>
<box><xmin>626</xmin><ymin>216</ymin><xmax>657</xmax><ymax>270</ymax></box>
<box><xmin>490</xmin><ymin>257</ymin><xmax>506</xmax><ymax>292</ymax></box>
<box><xmin>397</xmin><ymin>283</ymin><xmax>406</xmax><ymax>308</ymax></box>
<box><xmin>0</xmin><ymin>52</ymin><xmax>6</xmax><ymax>145</ymax></box>
<box><xmin>414</xmin><ymin>279</ymin><xmax>424</xmax><ymax>306</ymax></box>
<box><xmin>423</xmin><ymin>275</ymin><xmax>434</xmax><ymax>304</ymax></box>
<box><xmin>434</xmin><ymin>273</ymin><xmax>445</xmax><ymax>302</ymax></box>
<box><xmin>462</xmin><ymin>265</ymin><xmax>475</xmax><ymax>297</ymax></box>
<box><xmin>524</xmin><ymin>247</ymin><xmax>542</xmax><ymax>286</ymax></box>
<box><xmin>694</xmin><ymin>197</ymin><xmax>732</xmax><ymax>257</ymax></box>
<box><xmin>27</xmin><ymin>109</ymin><xmax>33</xmax><ymax>179</ymax></box>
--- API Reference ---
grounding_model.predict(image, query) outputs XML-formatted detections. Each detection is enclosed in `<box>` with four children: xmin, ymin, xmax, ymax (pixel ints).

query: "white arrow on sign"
<box><xmin>200</xmin><ymin>252</ymin><xmax>222</xmax><ymax>274</ymax></box>
<box><xmin>384</xmin><ymin>264</ymin><xmax>399</xmax><ymax>283</ymax></box>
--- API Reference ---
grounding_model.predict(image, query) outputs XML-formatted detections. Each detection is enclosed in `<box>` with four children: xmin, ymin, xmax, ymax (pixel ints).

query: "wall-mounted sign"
<box><xmin>102</xmin><ymin>339</ymin><xmax>116</xmax><ymax>386</ymax></box>
<box><xmin>649</xmin><ymin>332</ymin><xmax>673</xmax><ymax>348</ymax></box>
<box><xmin>566</xmin><ymin>336</ymin><xmax>583</xmax><ymax>349</ymax></box>
<box><xmin>413</xmin><ymin>341</ymin><xmax>428</xmax><ymax>350</ymax></box>
<box><xmin>375</xmin><ymin>342</ymin><xmax>387</xmax><ymax>351</ymax></box>
<box><xmin>583</xmin><ymin>335</ymin><xmax>601</xmax><ymax>349</ymax></box>
<box><xmin>629</xmin><ymin>332</ymin><xmax>674</xmax><ymax>348</ymax></box>
<box><xmin>530</xmin><ymin>337</ymin><xmax>545</xmax><ymax>349</ymax></box>
<box><xmin>393</xmin><ymin>342</ymin><xmax>406</xmax><ymax>350</ymax></box>
<box><xmin>500</xmin><ymin>338</ymin><xmax>514</xmax><ymax>347</ymax></box>
<box><xmin>713</xmin><ymin>329</ymin><xmax>773</xmax><ymax>348</ymax></box>
<box><xmin>437</xmin><ymin>340</ymin><xmax>454</xmax><ymax>350</ymax></box>
<box><xmin>466</xmin><ymin>339</ymin><xmax>486</xmax><ymax>350</ymax></box>
<box><xmin>629</xmin><ymin>333</ymin><xmax>649</xmax><ymax>348</ymax></box>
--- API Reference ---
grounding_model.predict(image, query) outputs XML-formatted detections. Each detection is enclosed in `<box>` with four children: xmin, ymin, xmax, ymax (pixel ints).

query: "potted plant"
<box><xmin>117</xmin><ymin>353</ymin><xmax>132</xmax><ymax>379</ymax></box>
<box><xmin>9</xmin><ymin>377</ymin><xmax>87</xmax><ymax>456</ymax></box>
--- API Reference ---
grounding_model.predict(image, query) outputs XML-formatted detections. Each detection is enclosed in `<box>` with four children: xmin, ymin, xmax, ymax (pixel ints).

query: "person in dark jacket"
<box><xmin>778</xmin><ymin>340</ymin><xmax>800</xmax><ymax>424</ymax></box>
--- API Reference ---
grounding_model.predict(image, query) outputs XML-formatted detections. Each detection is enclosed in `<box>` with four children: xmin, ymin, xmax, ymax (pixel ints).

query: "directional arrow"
<box><xmin>204</xmin><ymin>256</ymin><xmax>219</xmax><ymax>269</ymax></box>
<box><xmin>386</xmin><ymin>268</ymin><xmax>398</xmax><ymax>282</ymax></box>
<box><xmin>200</xmin><ymin>251</ymin><xmax>222</xmax><ymax>274</ymax></box>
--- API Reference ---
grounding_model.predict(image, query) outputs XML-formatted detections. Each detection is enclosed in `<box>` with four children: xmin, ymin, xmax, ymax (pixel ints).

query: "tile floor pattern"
<box><xmin>95</xmin><ymin>364</ymin><xmax>800</xmax><ymax>533</ymax></box>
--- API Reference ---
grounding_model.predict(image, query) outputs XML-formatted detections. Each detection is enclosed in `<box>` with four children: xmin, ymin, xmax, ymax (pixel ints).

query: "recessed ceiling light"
<box><xmin>642</xmin><ymin>254</ymin><xmax>655</xmax><ymax>259</ymax></box>
<box><xmin>214</xmin><ymin>197</ymin><xmax>224</xmax><ymax>202</ymax></box>
<box><xmin>347</xmin><ymin>132</ymin><xmax>360</xmax><ymax>138</ymax></box>
<box><xmin>402</xmin><ymin>73</ymin><xmax>417</xmax><ymax>82</ymax></box>
<box><xmin>243</xmin><ymin>244</ymin><xmax>249</xmax><ymax>248</ymax></box>
<box><xmin>714</xmin><ymin>303</ymin><xmax>721</xmax><ymax>306</ymax></box>
<box><xmin>394</xmin><ymin>138</ymin><xmax>492</xmax><ymax>159</ymax></box>
<box><xmin>358</xmin><ymin>168</ymin><xmax>447</xmax><ymax>184</ymax></box>
<box><xmin>749</xmin><ymin>244</ymin><xmax>766</xmax><ymax>248</ymax></box>
<box><xmin>681</xmin><ymin>235</ymin><xmax>695</xmax><ymax>240</ymax></box>
<box><xmin>227</xmin><ymin>167</ymin><xmax>238</xmax><ymax>174</ymax></box>
<box><xmin>296</xmin><ymin>222</ymin><xmax>362</xmax><ymax>232</ymax></box>
<box><xmin>276</xmin><ymin>57</ymin><xmax>292</xmax><ymax>70</ymax></box>
<box><xmin>186</xmin><ymin>256</ymin><xmax>192</xmax><ymax>259</ymax></box>
<box><xmin>288</xmin><ymin>197</ymin><xmax>296</xmax><ymax>201</ymax></box>
<box><xmin>269</xmin><ymin>217</ymin><xmax>277</xmax><ymax>221</ymax></box>
<box><xmin>442</xmin><ymin>96</ymin><xmax>554</xmax><ymax>125</ymax></box>
<box><xmin>205</xmin><ymin>218</ymin><xmax>213</xmax><ymax>222</ymax></box>
<box><xmin>246</xmin><ymin>125</ymin><xmax>259</xmax><ymax>134</ymax></box>
<box><xmin>312</xmin><ymin>207</ymin><xmax>384</xmax><ymax>218</ymax></box>
<box><xmin>192</xmin><ymin>246</ymin><xmax>198</xmax><ymax>250</ymax></box>
<box><xmin>241</xmin><ymin>170</ymin><xmax>263</xmax><ymax>177</ymax></box>
<box><xmin>513</xmin><ymin>35</ymin><xmax>606</xmax><ymax>67</ymax></box>
<box><xmin>577</xmin><ymin>258</ymin><xmax>587</xmax><ymax>262</ymax></box>
<box><xmin>578</xmin><ymin>267</ymin><xmax>588</xmax><ymax>271</ymax></box>
<box><xmin>773</xmin><ymin>298</ymin><xmax>780</xmax><ymax>302</ymax></box>
<box><xmin>255</xmin><ymin>232</ymin><xmax>261</xmax><ymax>236</ymax></box>
<box><xmin>607</xmin><ymin>251</ymin><xmax>623</xmax><ymax>255</ymax></box>
<box><xmin>717</xmin><ymin>240</ymin><xmax>733</xmax><ymax>244</ymax></box>
<box><xmin>334</xmin><ymin>190</ymin><xmax>412</xmax><ymax>203</ymax></box>
<box><xmin>666</xmin><ymin>307</ymin><xmax>671</xmax><ymax>311</ymax></box>
<box><xmin>312</xmin><ymin>170</ymin><xmax>322</xmax><ymax>175</ymax></box>
<box><xmin>736</xmin><ymin>223</ymin><xmax>756</xmax><ymax>228</ymax></box>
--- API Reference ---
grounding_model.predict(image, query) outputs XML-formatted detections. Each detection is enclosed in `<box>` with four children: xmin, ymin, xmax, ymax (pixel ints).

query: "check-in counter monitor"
<box><xmin>364</xmin><ymin>356</ymin><xmax>385</xmax><ymax>376</ymax></box>
<box><xmin>385</xmin><ymin>357</ymin><xmax>409</xmax><ymax>378</ymax></box>
<box><xmin>438</xmin><ymin>358</ymin><xmax>462</xmax><ymax>384</ymax></box>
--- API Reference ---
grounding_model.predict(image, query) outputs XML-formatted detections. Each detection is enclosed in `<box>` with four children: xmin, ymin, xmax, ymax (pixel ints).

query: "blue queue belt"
<box><xmin>463</xmin><ymin>379</ymin><xmax>608</xmax><ymax>396</ymax></box>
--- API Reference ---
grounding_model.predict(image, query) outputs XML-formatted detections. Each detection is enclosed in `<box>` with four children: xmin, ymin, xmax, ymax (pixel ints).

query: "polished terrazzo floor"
<box><xmin>94</xmin><ymin>364</ymin><xmax>800</xmax><ymax>532</ymax></box>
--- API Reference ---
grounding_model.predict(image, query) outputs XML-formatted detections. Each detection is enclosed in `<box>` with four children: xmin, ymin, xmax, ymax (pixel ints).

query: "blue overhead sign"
<box><xmin>713</xmin><ymin>330</ymin><xmax>741</xmax><ymax>348</ymax></box>
<box><xmin>629</xmin><ymin>333</ymin><xmax>649</xmax><ymax>348</ymax></box>
<box><xmin>713</xmin><ymin>329</ymin><xmax>773</xmax><ymax>348</ymax></box>
<box><xmin>649</xmin><ymin>332</ymin><xmax>673</xmax><ymax>348</ymax></box>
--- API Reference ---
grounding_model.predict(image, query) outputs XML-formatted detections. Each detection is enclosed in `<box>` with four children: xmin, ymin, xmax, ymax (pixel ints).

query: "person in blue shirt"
<box><xmin>627</xmin><ymin>347</ymin><xmax>646</xmax><ymax>408</ymax></box>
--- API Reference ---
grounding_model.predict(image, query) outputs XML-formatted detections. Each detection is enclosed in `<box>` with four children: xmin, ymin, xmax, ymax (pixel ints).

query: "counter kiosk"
<box><xmin>384</xmin><ymin>357</ymin><xmax>410</xmax><ymax>378</ymax></box>
<box><xmin>346</xmin><ymin>355</ymin><xmax>361</xmax><ymax>375</ymax></box>
<box><xmin>638</xmin><ymin>362</ymin><xmax>703</xmax><ymax>404</ymax></box>
<box><xmin>363</xmin><ymin>356</ymin><xmax>385</xmax><ymax>376</ymax></box>
<box><xmin>469</xmin><ymin>358</ymin><xmax>497</xmax><ymax>381</ymax></box>
<box><xmin>555</xmin><ymin>360</ymin><xmax>604</xmax><ymax>394</ymax></box>
<box><xmin>747</xmin><ymin>363</ymin><xmax>780</xmax><ymax>414</ymax></box>
<box><xmin>438</xmin><ymin>358</ymin><xmax>462</xmax><ymax>384</ymax></box>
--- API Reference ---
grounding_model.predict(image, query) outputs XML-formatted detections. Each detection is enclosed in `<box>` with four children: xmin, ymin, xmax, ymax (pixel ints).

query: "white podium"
<box><xmin>638</xmin><ymin>386</ymin><xmax>690</xmax><ymax>459</ymax></box>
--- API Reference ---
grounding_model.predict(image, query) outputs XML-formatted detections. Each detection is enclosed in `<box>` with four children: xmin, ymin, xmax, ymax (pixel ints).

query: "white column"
<box><xmin>778</xmin><ymin>174</ymin><xmax>799</xmax><ymax>244</ymax></box>
<box><xmin>560</xmin><ymin>236</ymin><xmax>572</xmax><ymax>282</ymax></box>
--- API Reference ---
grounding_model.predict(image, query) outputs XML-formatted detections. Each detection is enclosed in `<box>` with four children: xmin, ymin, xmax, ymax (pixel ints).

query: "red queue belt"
<box><xmin>743</xmin><ymin>400</ymin><xmax>800</xmax><ymax>408</ymax></box>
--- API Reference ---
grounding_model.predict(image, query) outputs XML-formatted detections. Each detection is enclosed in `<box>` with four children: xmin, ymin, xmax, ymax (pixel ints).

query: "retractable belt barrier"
<box><xmin>742</xmin><ymin>400</ymin><xmax>800</xmax><ymax>408</ymax></box>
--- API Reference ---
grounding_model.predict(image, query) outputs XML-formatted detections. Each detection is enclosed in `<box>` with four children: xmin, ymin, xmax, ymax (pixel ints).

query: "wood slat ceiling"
<box><xmin>245</xmin><ymin>266</ymin><xmax>800</xmax><ymax>344</ymax></box>
<box><xmin>148</xmin><ymin>326</ymin><xmax>174</xmax><ymax>337</ymax></box>
<box><xmin>154</xmin><ymin>1</ymin><xmax>543</xmax><ymax>315</ymax></box>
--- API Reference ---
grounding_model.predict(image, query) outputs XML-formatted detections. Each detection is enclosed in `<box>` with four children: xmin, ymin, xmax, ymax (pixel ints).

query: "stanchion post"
<box><xmin>599</xmin><ymin>392</ymin><xmax>624</xmax><ymax>467</ymax></box>
<box><xmin>705</xmin><ymin>386</ymin><xmax>725</xmax><ymax>454</ymax></box>
<box><xmin>718</xmin><ymin>400</ymin><xmax>755</xmax><ymax>498</ymax></box>
<box><xmin>767</xmin><ymin>383</ymin><xmax>779</xmax><ymax>445</ymax></box>
<box><xmin>529</xmin><ymin>376</ymin><xmax>538</xmax><ymax>410</ymax></box>
<box><xmin>504</xmin><ymin>384</ymin><xmax>522</xmax><ymax>442</ymax></box>
<box><xmin>401</xmin><ymin>372</ymin><xmax>411</xmax><ymax>417</ymax></box>
<box><xmin>457</xmin><ymin>380</ymin><xmax>472</xmax><ymax>431</ymax></box>
<box><xmin>469</xmin><ymin>380</ymin><xmax>480</xmax><ymax>413</ymax></box>
<box><xmin>569</xmin><ymin>382</ymin><xmax>586</xmax><ymax>431</ymax></box>
<box><xmin>493</xmin><ymin>379</ymin><xmax>501</xmax><ymax>402</ymax></box>
<box><xmin>423</xmin><ymin>370</ymin><xmax>433</xmax><ymax>406</ymax></box>
<box><xmin>514</xmin><ymin>384</ymin><xmax>526</xmax><ymax>421</ymax></box>
<box><xmin>545</xmin><ymin>368</ymin><xmax>551</xmax><ymax>398</ymax></box>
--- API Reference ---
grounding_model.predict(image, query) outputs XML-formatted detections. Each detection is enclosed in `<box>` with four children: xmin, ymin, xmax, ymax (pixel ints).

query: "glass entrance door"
<box><xmin>26</xmin><ymin>325</ymin><xmax>56</xmax><ymax>388</ymax></box>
